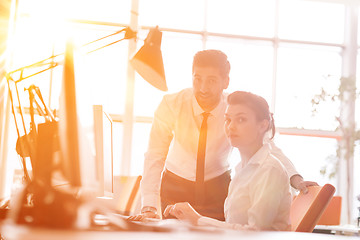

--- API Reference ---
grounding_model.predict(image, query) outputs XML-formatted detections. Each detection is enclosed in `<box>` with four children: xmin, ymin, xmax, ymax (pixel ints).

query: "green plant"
<box><xmin>311</xmin><ymin>76</ymin><xmax>360</xmax><ymax>180</ymax></box>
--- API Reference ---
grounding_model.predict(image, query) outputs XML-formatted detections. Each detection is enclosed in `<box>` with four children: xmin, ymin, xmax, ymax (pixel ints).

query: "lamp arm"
<box><xmin>82</xmin><ymin>27</ymin><xmax>131</xmax><ymax>47</ymax></box>
<box><xmin>14</xmin><ymin>63</ymin><xmax>58</xmax><ymax>84</ymax></box>
<box><xmin>8</xmin><ymin>27</ymin><xmax>137</xmax><ymax>84</ymax></box>
<box><xmin>86</xmin><ymin>27</ymin><xmax>136</xmax><ymax>54</ymax></box>
<box><xmin>7</xmin><ymin>55</ymin><xmax>62</xmax><ymax>79</ymax></box>
<box><xmin>27</xmin><ymin>85</ymin><xmax>55</xmax><ymax>122</ymax></box>
<box><xmin>86</xmin><ymin>38</ymin><xmax>126</xmax><ymax>54</ymax></box>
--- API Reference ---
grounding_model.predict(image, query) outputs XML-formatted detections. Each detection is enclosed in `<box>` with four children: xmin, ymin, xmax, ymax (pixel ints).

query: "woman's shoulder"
<box><xmin>262</xmin><ymin>153</ymin><xmax>289</xmax><ymax>177</ymax></box>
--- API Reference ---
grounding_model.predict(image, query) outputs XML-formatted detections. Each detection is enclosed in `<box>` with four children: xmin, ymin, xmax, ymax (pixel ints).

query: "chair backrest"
<box><xmin>317</xmin><ymin>196</ymin><xmax>342</xmax><ymax>225</ymax></box>
<box><xmin>290</xmin><ymin>184</ymin><xmax>335</xmax><ymax>232</ymax></box>
<box><xmin>114</xmin><ymin>175</ymin><xmax>142</xmax><ymax>216</ymax></box>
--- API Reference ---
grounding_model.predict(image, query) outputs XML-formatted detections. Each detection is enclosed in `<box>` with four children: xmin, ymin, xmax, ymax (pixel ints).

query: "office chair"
<box><xmin>317</xmin><ymin>196</ymin><xmax>342</xmax><ymax>226</ymax></box>
<box><xmin>114</xmin><ymin>175</ymin><xmax>142</xmax><ymax>216</ymax></box>
<box><xmin>290</xmin><ymin>184</ymin><xmax>335</xmax><ymax>232</ymax></box>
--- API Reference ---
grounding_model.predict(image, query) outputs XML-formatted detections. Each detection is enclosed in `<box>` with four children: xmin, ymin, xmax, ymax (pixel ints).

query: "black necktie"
<box><xmin>196</xmin><ymin>112</ymin><xmax>210</xmax><ymax>204</ymax></box>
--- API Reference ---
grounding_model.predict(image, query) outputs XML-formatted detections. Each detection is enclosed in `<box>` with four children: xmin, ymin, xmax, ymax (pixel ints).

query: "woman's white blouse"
<box><xmin>198</xmin><ymin>144</ymin><xmax>291</xmax><ymax>231</ymax></box>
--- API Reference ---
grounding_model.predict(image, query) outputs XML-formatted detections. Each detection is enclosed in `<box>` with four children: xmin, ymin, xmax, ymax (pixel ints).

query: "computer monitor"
<box><xmin>57</xmin><ymin>40</ymin><xmax>99</xmax><ymax>192</ymax></box>
<box><xmin>58</xmin><ymin>40</ymin><xmax>81</xmax><ymax>187</ymax></box>
<box><xmin>11</xmin><ymin>40</ymin><xmax>100</xmax><ymax>228</ymax></box>
<box><xmin>93</xmin><ymin>105</ymin><xmax>114</xmax><ymax>197</ymax></box>
<box><xmin>13</xmin><ymin>39</ymin><xmax>168</xmax><ymax>231</ymax></box>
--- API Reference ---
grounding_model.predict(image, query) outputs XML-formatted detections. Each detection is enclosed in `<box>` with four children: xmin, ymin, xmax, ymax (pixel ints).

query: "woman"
<box><xmin>164</xmin><ymin>91</ymin><xmax>291</xmax><ymax>231</ymax></box>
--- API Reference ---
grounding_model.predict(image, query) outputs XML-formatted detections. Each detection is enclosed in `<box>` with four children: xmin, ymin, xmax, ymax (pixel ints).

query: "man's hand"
<box><xmin>127</xmin><ymin>211</ymin><xmax>161</xmax><ymax>222</ymax></box>
<box><xmin>290</xmin><ymin>174</ymin><xmax>318</xmax><ymax>194</ymax></box>
<box><xmin>127</xmin><ymin>206</ymin><xmax>160</xmax><ymax>221</ymax></box>
<box><xmin>163</xmin><ymin>202</ymin><xmax>201</xmax><ymax>225</ymax></box>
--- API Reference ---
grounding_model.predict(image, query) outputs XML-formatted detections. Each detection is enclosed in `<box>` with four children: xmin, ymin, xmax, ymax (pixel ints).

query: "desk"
<box><xmin>1</xmin><ymin>222</ymin><xmax>360</xmax><ymax>240</ymax></box>
<box><xmin>314</xmin><ymin>225</ymin><xmax>360</xmax><ymax>236</ymax></box>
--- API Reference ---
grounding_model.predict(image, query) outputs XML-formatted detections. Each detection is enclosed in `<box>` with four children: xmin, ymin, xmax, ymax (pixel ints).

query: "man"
<box><xmin>129</xmin><ymin>49</ymin><xmax>316</xmax><ymax>221</ymax></box>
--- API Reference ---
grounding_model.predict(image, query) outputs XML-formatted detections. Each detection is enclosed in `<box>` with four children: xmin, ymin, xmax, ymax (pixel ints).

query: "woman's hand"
<box><xmin>290</xmin><ymin>175</ymin><xmax>318</xmax><ymax>194</ymax></box>
<box><xmin>163</xmin><ymin>202</ymin><xmax>201</xmax><ymax>225</ymax></box>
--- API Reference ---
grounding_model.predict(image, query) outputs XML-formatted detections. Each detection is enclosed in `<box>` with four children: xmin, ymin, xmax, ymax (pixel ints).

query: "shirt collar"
<box><xmin>234</xmin><ymin>143</ymin><xmax>270</xmax><ymax>173</ymax></box>
<box><xmin>192</xmin><ymin>91</ymin><xmax>227</xmax><ymax>117</ymax></box>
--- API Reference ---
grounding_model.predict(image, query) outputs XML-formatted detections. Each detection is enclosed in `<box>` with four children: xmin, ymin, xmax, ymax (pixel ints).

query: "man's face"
<box><xmin>192</xmin><ymin>66</ymin><xmax>229</xmax><ymax>111</ymax></box>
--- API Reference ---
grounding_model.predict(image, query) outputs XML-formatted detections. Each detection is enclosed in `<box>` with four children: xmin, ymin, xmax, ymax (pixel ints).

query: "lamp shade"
<box><xmin>130</xmin><ymin>27</ymin><xmax>167</xmax><ymax>91</ymax></box>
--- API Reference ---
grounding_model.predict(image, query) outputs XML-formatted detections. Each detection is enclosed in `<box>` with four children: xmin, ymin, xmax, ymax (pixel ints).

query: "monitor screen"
<box><xmin>58</xmin><ymin>40</ymin><xmax>80</xmax><ymax>187</ymax></box>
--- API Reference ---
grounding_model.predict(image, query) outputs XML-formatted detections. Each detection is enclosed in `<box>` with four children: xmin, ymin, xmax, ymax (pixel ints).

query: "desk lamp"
<box><xmin>130</xmin><ymin>26</ymin><xmax>167</xmax><ymax>91</ymax></box>
<box><xmin>6</xmin><ymin>26</ymin><xmax>167</xmax><ymax>184</ymax></box>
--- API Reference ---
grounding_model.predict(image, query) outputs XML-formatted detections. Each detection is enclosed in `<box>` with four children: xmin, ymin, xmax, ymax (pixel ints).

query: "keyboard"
<box><xmin>92</xmin><ymin>213</ymin><xmax>173</xmax><ymax>232</ymax></box>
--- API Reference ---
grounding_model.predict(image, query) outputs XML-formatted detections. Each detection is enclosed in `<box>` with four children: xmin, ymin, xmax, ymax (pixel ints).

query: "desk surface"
<box><xmin>1</xmin><ymin>222</ymin><xmax>360</xmax><ymax>240</ymax></box>
<box><xmin>314</xmin><ymin>224</ymin><xmax>360</xmax><ymax>235</ymax></box>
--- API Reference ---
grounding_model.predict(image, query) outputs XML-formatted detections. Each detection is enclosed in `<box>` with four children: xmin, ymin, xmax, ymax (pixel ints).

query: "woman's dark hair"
<box><xmin>227</xmin><ymin>91</ymin><xmax>275</xmax><ymax>139</ymax></box>
<box><xmin>192</xmin><ymin>49</ymin><xmax>230</xmax><ymax>78</ymax></box>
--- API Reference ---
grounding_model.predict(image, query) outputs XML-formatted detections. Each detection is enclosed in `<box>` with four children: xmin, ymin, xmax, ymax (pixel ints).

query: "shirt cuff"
<box><xmin>141</xmin><ymin>193</ymin><xmax>160</xmax><ymax>212</ymax></box>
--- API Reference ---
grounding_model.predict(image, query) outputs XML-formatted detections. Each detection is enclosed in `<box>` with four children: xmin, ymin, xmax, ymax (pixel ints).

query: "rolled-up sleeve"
<box><xmin>266</xmin><ymin>139</ymin><xmax>299</xmax><ymax>178</ymax></box>
<box><xmin>140</xmin><ymin>96</ymin><xmax>175</xmax><ymax>210</ymax></box>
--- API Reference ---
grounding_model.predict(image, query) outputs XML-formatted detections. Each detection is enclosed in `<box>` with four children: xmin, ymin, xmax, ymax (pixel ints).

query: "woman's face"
<box><xmin>224</xmin><ymin>103</ymin><xmax>268</xmax><ymax>149</ymax></box>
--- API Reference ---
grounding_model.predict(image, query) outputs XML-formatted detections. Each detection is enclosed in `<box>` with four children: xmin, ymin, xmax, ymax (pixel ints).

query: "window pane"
<box><xmin>206</xmin><ymin>37</ymin><xmax>274</xmax><ymax>104</ymax></box>
<box><xmin>10</xmin><ymin>18</ymin><xmax>56</xmax><ymax>70</ymax></box>
<box><xmin>279</xmin><ymin>0</ymin><xmax>345</xmax><ymax>43</ymax></box>
<box><xmin>71</xmin><ymin>25</ymin><xmax>130</xmax><ymax>114</ymax></box>
<box><xmin>354</xmin><ymin>145</ymin><xmax>360</xmax><ymax>219</ymax></box>
<box><xmin>10</xmin><ymin>21</ymin><xmax>129</xmax><ymax>115</ymax></box>
<box><xmin>358</xmin><ymin>6</ymin><xmax>360</xmax><ymax>45</ymax></box>
<box><xmin>274</xmin><ymin>134</ymin><xmax>338</xmax><ymax>188</ymax></box>
<box><xmin>355</xmin><ymin>54</ymin><xmax>360</xmax><ymax>220</ymax></box>
<box><xmin>138</xmin><ymin>0</ymin><xmax>205</xmax><ymax>31</ymax></box>
<box><xmin>68</xmin><ymin>0</ymin><xmax>132</xmax><ymax>23</ymax></box>
<box><xmin>276</xmin><ymin>45</ymin><xmax>342</xmax><ymax>130</ymax></box>
<box><xmin>228</xmin><ymin>147</ymin><xmax>240</xmax><ymax>178</ymax></box>
<box><xmin>134</xmin><ymin>31</ymin><xmax>203</xmax><ymax>117</ymax></box>
<box><xmin>207</xmin><ymin>0</ymin><xmax>276</xmax><ymax>37</ymax></box>
<box><xmin>356</xmin><ymin>53</ymin><xmax>360</xmax><ymax>125</ymax></box>
<box><xmin>18</xmin><ymin>0</ymin><xmax>132</xmax><ymax>24</ymax></box>
<box><xmin>131</xmin><ymin>123</ymin><xmax>152</xmax><ymax>176</ymax></box>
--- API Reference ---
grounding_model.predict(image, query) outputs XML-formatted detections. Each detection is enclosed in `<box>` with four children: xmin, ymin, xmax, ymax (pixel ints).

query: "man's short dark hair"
<box><xmin>192</xmin><ymin>49</ymin><xmax>230</xmax><ymax>78</ymax></box>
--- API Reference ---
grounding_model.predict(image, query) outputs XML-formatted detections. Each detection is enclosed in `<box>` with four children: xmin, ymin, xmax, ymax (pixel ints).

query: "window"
<box><xmin>274</xmin><ymin>134</ymin><xmax>338</xmax><ymax>187</ymax></box>
<box><xmin>206</xmin><ymin>37</ymin><xmax>274</xmax><ymax>103</ymax></box>
<box><xmin>354</xmin><ymin>145</ymin><xmax>360</xmax><ymax>219</ymax></box>
<box><xmin>276</xmin><ymin>45</ymin><xmax>342</xmax><ymax>130</ymax></box>
<box><xmin>279</xmin><ymin>0</ymin><xmax>345</xmax><ymax>44</ymax></box>
<box><xmin>207</xmin><ymin>0</ymin><xmax>276</xmax><ymax>37</ymax></box>
<box><xmin>131</xmin><ymin>122</ymin><xmax>151</xmax><ymax>175</ymax></box>
<box><xmin>71</xmin><ymin>26</ymin><xmax>130</xmax><ymax>114</ymax></box>
<box><xmin>138</xmin><ymin>0</ymin><xmax>205</xmax><ymax>31</ymax></box>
